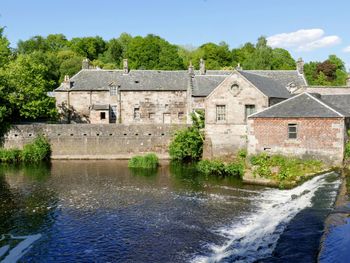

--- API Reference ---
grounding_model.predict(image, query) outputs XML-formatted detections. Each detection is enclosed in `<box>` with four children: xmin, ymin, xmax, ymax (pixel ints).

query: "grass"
<box><xmin>128</xmin><ymin>153</ymin><xmax>159</xmax><ymax>169</ymax></box>
<box><xmin>0</xmin><ymin>136</ymin><xmax>51</xmax><ymax>164</ymax></box>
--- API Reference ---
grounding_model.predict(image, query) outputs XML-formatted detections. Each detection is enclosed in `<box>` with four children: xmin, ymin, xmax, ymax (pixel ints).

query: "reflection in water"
<box><xmin>0</xmin><ymin>161</ymin><xmax>341</xmax><ymax>262</ymax></box>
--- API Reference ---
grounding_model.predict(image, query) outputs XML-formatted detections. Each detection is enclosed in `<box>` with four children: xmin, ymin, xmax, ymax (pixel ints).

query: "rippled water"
<box><xmin>0</xmin><ymin>161</ymin><xmax>340</xmax><ymax>262</ymax></box>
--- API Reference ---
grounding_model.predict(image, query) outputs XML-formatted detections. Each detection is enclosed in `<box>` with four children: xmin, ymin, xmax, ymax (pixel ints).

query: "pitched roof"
<box><xmin>321</xmin><ymin>94</ymin><xmax>350</xmax><ymax>116</ymax></box>
<box><xmin>56</xmin><ymin>69</ymin><xmax>190</xmax><ymax>92</ymax></box>
<box><xmin>249</xmin><ymin>92</ymin><xmax>345</xmax><ymax>118</ymax></box>
<box><xmin>239</xmin><ymin>71</ymin><xmax>291</xmax><ymax>99</ymax></box>
<box><xmin>245</xmin><ymin>70</ymin><xmax>307</xmax><ymax>87</ymax></box>
<box><xmin>192</xmin><ymin>75</ymin><xmax>227</xmax><ymax>96</ymax></box>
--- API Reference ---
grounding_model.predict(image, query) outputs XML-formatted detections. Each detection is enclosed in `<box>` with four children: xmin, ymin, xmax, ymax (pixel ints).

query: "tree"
<box><xmin>69</xmin><ymin>36</ymin><xmax>106</xmax><ymax>61</ymax></box>
<box><xmin>191</xmin><ymin>42</ymin><xmax>232</xmax><ymax>69</ymax></box>
<box><xmin>98</xmin><ymin>38</ymin><xmax>123</xmax><ymax>67</ymax></box>
<box><xmin>1</xmin><ymin>54</ymin><xmax>57</xmax><ymax>120</ymax></box>
<box><xmin>0</xmin><ymin>26</ymin><xmax>11</xmax><ymax>68</ymax></box>
<box><xmin>271</xmin><ymin>48</ymin><xmax>295</xmax><ymax>70</ymax></box>
<box><xmin>17</xmin><ymin>35</ymin><xmax>49</xmax><ymax>54</ymax></box>
<box><xmin>304</xmin><ymin>55</ymin><xmax>347</xmax><ymax>86</ymax></box>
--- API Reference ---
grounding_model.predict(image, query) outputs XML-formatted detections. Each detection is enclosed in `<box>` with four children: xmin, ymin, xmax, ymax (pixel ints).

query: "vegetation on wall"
<box><xmin>196</xmin><ymin>159</ymin><xmax>244</xmax><ymax>178</ymax></box>
<box><xmin>0</xmin><ymin>136</ymin><xmax>51</xmax><ymax>163</ymax></box>
<box><xmin>249</xmin><ymin>153</ymin><xmax>324</xmax><ymax>188</ymax></box>
<box><xmin>169</xmin><ymin>110</ymin><xmax>205</xmax><ymax>161</ymax></box>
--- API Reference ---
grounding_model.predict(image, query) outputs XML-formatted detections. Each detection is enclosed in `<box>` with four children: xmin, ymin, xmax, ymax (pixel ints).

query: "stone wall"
<box><xmin>247</xmin><ymin>117</ymin><xmax>345</xmax><ymax>165</ymax></box>
<box><xmin>3</xmin><ymin>124</ymin><xmax>187</xmax><ymax>159</ymax></box>
<box><xmin>203</xmin><ymin>72</ymin><xmax>269</xmax><ymax>158</ymax></box>
<box><xmin>120</xmin><ymin>91</ymin><xmax>188</xmax><ymax>124</ymax></box>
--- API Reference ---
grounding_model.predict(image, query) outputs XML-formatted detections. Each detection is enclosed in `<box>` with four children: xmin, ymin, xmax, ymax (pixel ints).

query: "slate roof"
<box><xmin>239</xmin><ymin>71</ymin><xmax>291</xmax><ymax>99</ymax></box>
<box><xmin>192</xmin><ymin>75</ymin><xmax>227</xmax><ymax>96</ymax></box>
<box><xmin>249</xmin><ymin>92</ymin><xmax>345</xmax><ymax>118</ymax></box>
<box><xmin>55</xmin><ymin>68</ymin><xmax>305</xmax><ymax>99</ymax></box>
<box><xmin>246</xmin><ymin>70</ymin><xmax>307</xmax><ymax>87</ymax></box>
<box><xmin>56</xmin><ymin>70</ymin><xmax>190</xmax><ymax>92</ymax></box>
<box><xmin>321</xmin><ymin>95</ymin><xmax>350</xmax><ymax>116</ymax></box>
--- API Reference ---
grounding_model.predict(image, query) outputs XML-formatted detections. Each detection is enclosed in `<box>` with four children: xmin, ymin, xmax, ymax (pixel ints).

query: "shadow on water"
<box><xmin>0</xmin><ymin>162</ymin><xmax>58</xmax><ymax>236</ymax></box>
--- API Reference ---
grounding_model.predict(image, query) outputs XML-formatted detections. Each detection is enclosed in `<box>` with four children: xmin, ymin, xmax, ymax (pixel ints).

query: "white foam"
<box><xmin>192</xmin><ymin>173</ymin><xmax>340</xmax><ymax>263</ymax></box>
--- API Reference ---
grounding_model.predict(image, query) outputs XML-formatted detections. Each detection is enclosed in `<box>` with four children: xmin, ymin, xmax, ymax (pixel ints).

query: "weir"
<box><xmin>192</xmin><ymin>172</ymin><xmax>341</xmax><ymax>263</ymax></box>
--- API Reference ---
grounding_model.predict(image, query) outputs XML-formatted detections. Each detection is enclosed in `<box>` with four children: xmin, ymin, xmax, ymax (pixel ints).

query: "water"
<box><xmin>0</xmin><ymin>161</ymin><xmax>341</xmax><ymax>262</ymax></box>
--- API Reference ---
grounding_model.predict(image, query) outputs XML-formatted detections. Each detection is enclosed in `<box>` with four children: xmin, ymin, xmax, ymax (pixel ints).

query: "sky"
<box><xmin>1</xmin><ymin>0</ymin><xmax>349</xmax><ymax>69</ymax></box>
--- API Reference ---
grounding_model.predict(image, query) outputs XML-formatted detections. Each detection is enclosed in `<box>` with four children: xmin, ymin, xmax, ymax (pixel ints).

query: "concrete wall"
<box><xmin>120</xmin><ymin>91</ymin><xmax>188</xmax><ymax>124</ymax></box>
<box><xmin>203</xmin><ymin>72</ymin><xmax>269</xmax><ymax>158</ymax></box>
<box><xmin>247</xmin><ymin>117</ymin><xmax>345</xmax><ymax>165</ymax></box>
<box><xmin>3</xmin><ymin>124</ymin><xmax>187</xmax><ymax>159</ymax></box>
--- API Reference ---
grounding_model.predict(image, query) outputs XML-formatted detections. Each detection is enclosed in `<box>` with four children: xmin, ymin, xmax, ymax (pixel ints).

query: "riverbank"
<box><xmin>318</xmin><ymin>168</ymin><xmax>350</xmax><ymax>262</ymax></box>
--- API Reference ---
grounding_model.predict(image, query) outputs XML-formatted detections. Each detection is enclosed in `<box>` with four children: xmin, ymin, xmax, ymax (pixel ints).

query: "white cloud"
<box><xmin>343</xmin><ymin>46</ymin><xmax>350</xmax><ymax>53</ymax></box>
<box><xmin>267</xmin><ymin>29</ymin><xmax>341</xmax><ymax>52</ymax></box>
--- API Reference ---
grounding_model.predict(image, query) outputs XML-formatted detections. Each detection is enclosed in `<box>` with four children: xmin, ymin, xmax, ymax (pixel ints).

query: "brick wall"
<box><xmin>247</xmin><ymin>117</ymin><xmax>346</xmax><ymax>165</ymax></box>
<box><xmin>3</xmin><ymin>124</ymin><xmax>187</xmax><ymax>159</ymax></box>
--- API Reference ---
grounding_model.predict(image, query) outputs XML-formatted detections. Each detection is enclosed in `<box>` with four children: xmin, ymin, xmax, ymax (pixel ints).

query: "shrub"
<box><xmin>345</xmin><ymin>140</ymin><xmax>350</xmax><ymax>159</ymax></box>
<box><xmin>0</xmin><ymin>148</ymin><xmax>21</xmax><ymax>163</ymax></box>
<box><xmin>197</xmin><ymin>159</ymin><xmax>244</xmax><ymax>178</ymax></box>
<box><xmin>169</xmin><ymin>110</ymin><xmax>205</xmax><ymax>161</ymax></box>
<box><xmin>128</xmin><ymin>153</ymin><xmax>159</xmax><ymax>169</ymax></box>
<box><xmin>21</xmin><ymin>136</ymin><xmax>51</xmax><ymax>163</ymax></box>
<box><xmin>224</xmin><ymin>162</ymin><xmax>244</xmax><ymax>178</ymax></box>
<box><xmin>169</xmin><ymin>127</ymin><xmax>203</xmax><ymax>161</ymax></box>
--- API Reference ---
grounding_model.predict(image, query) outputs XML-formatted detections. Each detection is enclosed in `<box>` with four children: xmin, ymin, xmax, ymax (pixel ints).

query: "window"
<box><xmin>110</xmin><ymin>86</ymin><xmax>117</xmax><ymax>96</ymax></box>
<box><xmin>245</xmin><ymin>105</ymin><xmax>256</xmax><ymax>120</ymax></box>
<box><xmin>100</xmin><ymin>112</ymin><xmax>106</xmax><ymax>120</ymax></box>
<box><xmin>178</xmin><ymin>112</ymin><xmax>184</xmax><ymax>120</ymax></box>
<box><xmin>134</xmin><ymin>107</ymin><xmax>140</xmax><ymax>120</ymax></box>
<box><xmin>288</xmin><ymin>124</ymin><xmax>297</xmax><ymax>139</ymax></box>
<box><xmin>216</xmin><ymin>105</ymin><xmax>226</xmax><ymax>122</ymax></box>
<box><xmin>110</xmin><ymin>106</ymin><xmax>117</xmax><ymax>121</ymax></box>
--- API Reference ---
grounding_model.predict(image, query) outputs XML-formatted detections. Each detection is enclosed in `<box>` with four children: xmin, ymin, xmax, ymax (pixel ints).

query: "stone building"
<box><xmin>247</xmin><ymin>92</ymin><xmax>350</xmax><ymax>165</ymax></box>
<box><xmin>54</xmin><ymin>59</ymin><xmax>230</xmax><ymax>125</ymax></box>
<box><xmin>202</xmin><ymin>69</ymin><xmax>306</xmax><ymax>158</ymax></box>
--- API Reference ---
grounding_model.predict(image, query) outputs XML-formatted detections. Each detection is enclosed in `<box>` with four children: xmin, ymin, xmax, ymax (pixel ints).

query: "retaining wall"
<box><xmin>2</xmin><ymin>124</ymin><xmax>187</xmax><ymax>159</ymax></box>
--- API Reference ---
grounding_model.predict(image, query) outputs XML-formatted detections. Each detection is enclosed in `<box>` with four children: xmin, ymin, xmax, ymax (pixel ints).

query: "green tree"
<box><xmin>1</xmin><ymin>54</ymin><xmax>57</xmax><ymax>120</ymax></box>
<box><xmin>192</xmin><ymin>42</ymin><xmax>232</xmax><ymax>69</ymax></box>
<box><xmin>271</xmin><ymin>48</ymin><xmax>296</xmax><ymax>70</ymax></box>
<box><xmin>69</xmin><ymin>36</ymin><xmax>106</xmax><ymax>60</ymax></box>
<box><xmin>0</xmin><ymin>27</ymin><xmax>11</xmax><ymax>67</ymax></box>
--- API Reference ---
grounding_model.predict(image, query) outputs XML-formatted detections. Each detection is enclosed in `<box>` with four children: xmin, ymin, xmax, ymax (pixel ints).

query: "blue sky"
<box><xmin>1</xmin><ymin>0</ymin><xmax>349</xmax><ymax>68</ymax></box>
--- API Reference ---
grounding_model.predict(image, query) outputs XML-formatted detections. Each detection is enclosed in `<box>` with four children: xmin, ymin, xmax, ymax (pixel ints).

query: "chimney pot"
<box><xmin>297</xmin><ymin>58</ymin><xmax>304</xmax><ymax>74</ymax></box>
<box><xmin>123</xmin><ymin>59</ymin><xmax>129</xmax><ymax>74</ymax></box>
<box><xmin>200</xmin><ymin>58</ymin><xmax>206</xmax><ymax>75</ymax></box>
<box><xmin>188</xmin><ymin>61</ymin><xmax>194</xmax><ymax>75</ymax></box>
<box><xmin>82</xmin><ymin>58</ymin><xmax>90</xmax><ymax>69</ymax></box>
<box><xmin>346</xmin><ymin>73</ymin><xmax>350</xmax><ymax>86</ymax></box>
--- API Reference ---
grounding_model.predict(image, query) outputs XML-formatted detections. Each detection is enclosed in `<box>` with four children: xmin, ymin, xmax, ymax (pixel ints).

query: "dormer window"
<box><xmin>110</xmin><ymin>86</ymin><xmax>117</xmax><ymax>96</ymax></box>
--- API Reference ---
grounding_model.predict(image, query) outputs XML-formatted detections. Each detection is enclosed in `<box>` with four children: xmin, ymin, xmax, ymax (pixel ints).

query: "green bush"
<box><xmin>0</xmin><ymin>148</ymin><xmax>21</xmax><ymax>163</ymax></box>
<box><xmin>197</xmin><ymin>159</ymin><xmax>244</xmax><ymax>178</ymax></box>
<box><xmin>21</xmin><ymin>136</ymin><xmax>51</xmax><ymax>163</ymax></box>
<box><xmin>224</xmin><ymin>162</ymin><xmax>244</xmax><ymax>178</ymax></box>
<box><xmin>345</xmin><ymin>140</ymin><xmax>350</xmax><ymax>158</ymax></box>
<box><xmin>169</xmin><ymin>110</ymin><xmax>204</xmax><ymax>161</ymax></box>
<box><xmin>128</xmin><ymin>153</ymin><xmax>159</xmax><ymax>169</ymax></box>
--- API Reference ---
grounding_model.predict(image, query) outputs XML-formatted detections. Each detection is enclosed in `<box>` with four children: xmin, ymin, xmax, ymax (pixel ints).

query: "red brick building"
<box><xmin>247</xmin><ymin>92</ymin><xmax>350</xmax><ymax>165</ymax></box>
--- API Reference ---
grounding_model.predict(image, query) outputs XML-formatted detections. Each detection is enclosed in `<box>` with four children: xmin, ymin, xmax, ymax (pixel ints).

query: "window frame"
<box><xmin>288</xmin><ymin>123</ymin><xmax>297</xmax><ymax>139</ymax></box>
<box><xmin>133</xmin><ymin>107</ymin><xmax>140</xmax><ymax>120</ymax></box>
<box><xmin>216</xmin><ymin>105</ymin><xmax>226</xmax><ymax>122</ymax></box>
<box><xmin>110</xmin><ymin>86</ymin><xmax>117</xmax><ymax>96</ymax></box>
<box><xmin>245</xmin><ymin>104</ymin><xmax>256</xmax><ymax>120</ymax></box>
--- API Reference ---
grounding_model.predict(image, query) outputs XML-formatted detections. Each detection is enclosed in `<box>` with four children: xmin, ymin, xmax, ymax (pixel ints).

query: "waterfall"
<box><xmin>192</xmin><ymin>172</ymin><xmax>340</xmax><ymax>263</ymax></box>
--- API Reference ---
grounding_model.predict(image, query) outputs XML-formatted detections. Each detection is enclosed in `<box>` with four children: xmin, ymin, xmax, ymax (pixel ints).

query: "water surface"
<box><xmin>0</xmin><ymin>161</ymin><xmax>340</xmax><ymax>262</ymax></box>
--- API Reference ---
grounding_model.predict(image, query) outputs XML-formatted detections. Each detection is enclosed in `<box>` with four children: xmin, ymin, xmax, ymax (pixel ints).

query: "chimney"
<box><xmin>123</xmin><ymin>59</ymin><xmax>129</xmax><ymax>74</ymax></box>
<box><xmin>200</xmin><ymin>58</ymin><xmax>206</xmax><ymax>75</ymax></box>
<box><xmin>236</xmin><ymin>63</ymin><xmax>242</xmax><ymax>71</ymax></box>
<box><xmin>347</xmin><ymin>73</ymin><xmax>350</xmax><ymax>86</ymax></box>
<box><xmin>188</xmin><ymin>61</ymin><xmax>194</xmax><ymax>75</ymax></box>
<box><xmin>296</xmin><ymin>58</ymin><xmax>304</xmax><ymax>74</ymax></box>
<box><xmin>62</xmin><ymin>75</ymin><xmax>71</xmax><ymax>90</ymax></box>
<box><xmin>82</xmin><ymin>58</ymin><xmax>90</xmax><ymax>69</ymax></box>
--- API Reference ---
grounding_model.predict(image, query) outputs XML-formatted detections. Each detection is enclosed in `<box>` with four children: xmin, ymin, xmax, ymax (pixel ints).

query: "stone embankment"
<box><xmin>2</xmin><ymin>124</ymin><xmax>187</xmax><ymax>159</ymax></box>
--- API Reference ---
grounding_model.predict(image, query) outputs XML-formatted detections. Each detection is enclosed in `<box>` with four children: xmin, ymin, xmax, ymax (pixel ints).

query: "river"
<box><xmin>0</xmin><ymin>161</ymin><xmax>341</xmax><ymax>262</ymax></box>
